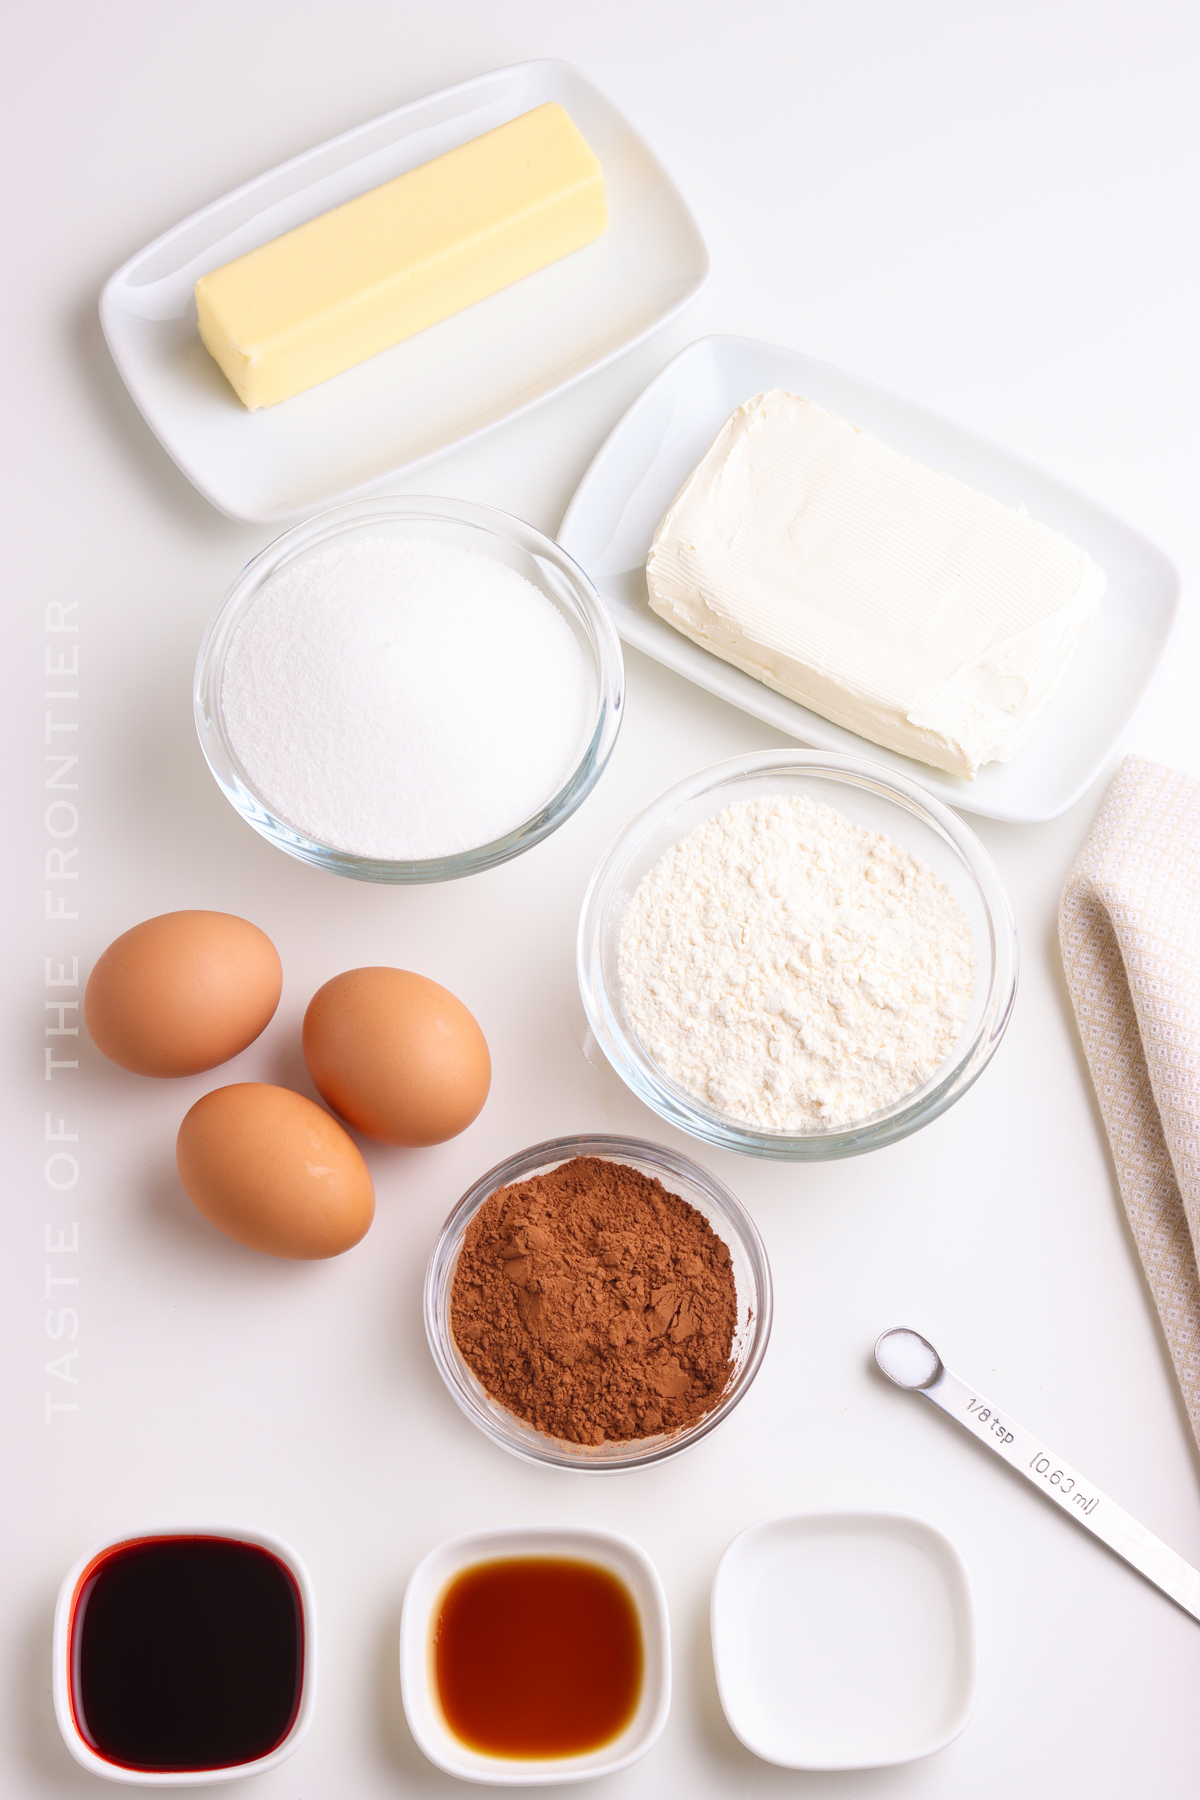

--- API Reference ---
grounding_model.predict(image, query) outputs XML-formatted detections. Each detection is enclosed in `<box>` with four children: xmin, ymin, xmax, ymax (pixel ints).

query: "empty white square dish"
<box><xmin>710</xmin><ymin>1512</ymin><xmax>976</xmax><ymax>1770</ymax></box>
<box><xmin>557</xmin><ymin>334</ymin><xmax>1181</xmax><ymax>824</ymax></box>
<box><xmin>100</xmin><ymin>62</ymin><xmax>708</xmax><ymax>523</ymax></box>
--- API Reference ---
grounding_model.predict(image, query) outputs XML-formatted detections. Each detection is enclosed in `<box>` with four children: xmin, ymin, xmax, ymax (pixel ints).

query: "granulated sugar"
<box><xmin>221</xmin><ymin>535</ymin><xmax>589</xmax><ymax>860</ymax></box>
<box><xmin>618</xmin><ymin>794</ymin><xmax>974</xmax><ymax>1131</ymax></box>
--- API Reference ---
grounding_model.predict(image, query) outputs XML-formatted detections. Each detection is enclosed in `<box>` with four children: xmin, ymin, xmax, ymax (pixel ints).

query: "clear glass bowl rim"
<box><xmin>577</xmin><ymin>749</ymin><xmax>1019</xmax><ymax>1162</ymax></box>
<box><xmin>193</xmin><ymin>494</ymin><xmax>625</xmax><ymax>884</ymax></box>
<box><xmin>423</xmin><ymin>1133</ymin><xmax>774</xmax><ymax>1473</ymax></box>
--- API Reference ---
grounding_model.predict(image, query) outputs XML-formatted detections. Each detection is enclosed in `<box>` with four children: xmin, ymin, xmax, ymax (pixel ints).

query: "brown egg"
<box><xmin>176</xmin><ymin>1083</ymin><xmax>375</xmax><ymax>1258</ymax></box>
<box><xmin>85</xmin><ymin>911</ymin><xmax>282</xmax><ymax>1077</ymax></box>
<box><xmin>302</xmin><ymin>967</ymin><xmax>490</xmax><ymax>1147</ymax></box>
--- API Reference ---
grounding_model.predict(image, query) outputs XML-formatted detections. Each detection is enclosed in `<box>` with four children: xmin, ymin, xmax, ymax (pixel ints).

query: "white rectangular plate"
<box><xmin>558</xmin><ymin>335</ymin><xmax>1180</xmax><ymax>824</ymax></box>
<box><xmin>100</xmin><ymin>61</ymin><xmax>708</xmax><ymax>524</ymax></box>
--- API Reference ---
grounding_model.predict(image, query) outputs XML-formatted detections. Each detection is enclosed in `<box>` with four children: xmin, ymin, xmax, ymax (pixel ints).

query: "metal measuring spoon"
<box><xmin>874</xmin><ymin>1327</ymin><xmax>1200</xmax><ymax>1624</ymax></box>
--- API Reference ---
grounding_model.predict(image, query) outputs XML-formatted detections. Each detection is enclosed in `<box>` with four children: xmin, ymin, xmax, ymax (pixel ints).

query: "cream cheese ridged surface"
<box><xmin>645</xmin><ymin>390</ymin><xmax>1106</xmax><ymax>779</ymax></box>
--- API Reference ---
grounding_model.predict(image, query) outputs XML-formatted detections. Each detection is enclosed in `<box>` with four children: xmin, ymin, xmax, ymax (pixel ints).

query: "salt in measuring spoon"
<box><xmin>874</xmin><ymin>1327</ymin><xmax>1200</xmax><ymax>1625</ymax></box>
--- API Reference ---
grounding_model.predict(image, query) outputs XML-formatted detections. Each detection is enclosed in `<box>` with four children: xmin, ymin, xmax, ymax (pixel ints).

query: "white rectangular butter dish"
<box><xmin>100</xmin><ymin>62</ymin><xmax>708</xmax><ymax>523</ymax></box>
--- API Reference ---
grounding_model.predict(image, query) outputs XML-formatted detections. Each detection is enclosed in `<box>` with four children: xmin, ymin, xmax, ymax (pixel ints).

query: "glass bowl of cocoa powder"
<box><xmin>424</xmin><ymin>1135</ymin><xmax>772</xmax><ymax>1471</ymax></box>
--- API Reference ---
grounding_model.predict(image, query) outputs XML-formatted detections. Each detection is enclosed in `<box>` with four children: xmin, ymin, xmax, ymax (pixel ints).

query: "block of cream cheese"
<box><xmin>645</xmin><ymin>390</ymin><xmax>1106</xmax><ymax>779</ymax></box>
<box><xmin>195</xmin><ymin>103</ymin><xmax>607</xmax><ymax>410</ymax></box>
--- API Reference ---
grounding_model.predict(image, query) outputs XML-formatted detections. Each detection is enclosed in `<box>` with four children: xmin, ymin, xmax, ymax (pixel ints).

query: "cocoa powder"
<box><xmin>450</xmin><ymin>1156</ymin><xmax>738</xmax><ymax>1445</ymax></box>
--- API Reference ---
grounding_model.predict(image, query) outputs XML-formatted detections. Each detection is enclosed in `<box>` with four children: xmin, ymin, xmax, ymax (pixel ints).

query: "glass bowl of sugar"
<box><xmin>194</xmin><ymin>496</ymin><xmax>624</xmax><ymax>882</ymax></box>
<box><xmin>578</xmin><ymin>751</ymin><xmax>1018</xmax><ymax>1161</ymax></box>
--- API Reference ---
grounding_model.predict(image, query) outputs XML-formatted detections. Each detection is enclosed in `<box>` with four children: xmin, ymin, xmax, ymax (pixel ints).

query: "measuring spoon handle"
<box><xmin>924</xmin><ymin>1366</ymin><xmax>1200</xmax><ymax>1625</ymax></box>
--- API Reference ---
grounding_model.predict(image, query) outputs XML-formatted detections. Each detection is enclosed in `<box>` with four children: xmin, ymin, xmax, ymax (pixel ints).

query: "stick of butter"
<box><xmin>195</xmin><ymin>103</ymin><xmax>608</xmax><ymax>410</ymax></box>
<box><xmin>645</xmin><ymin>390</ymin><xmax>1106</xmax><ymax>780</ymax></box>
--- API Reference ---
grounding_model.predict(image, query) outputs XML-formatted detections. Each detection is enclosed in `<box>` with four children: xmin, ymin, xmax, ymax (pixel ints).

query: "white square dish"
<box><xmin>399</xmin><ymin>1525</ymin><xmax>671</xmax><ymax>1785</ymax></box>
<box><xmin>710</xmin><ymin>1512</ymin><xmax>976</xmax><ymax>1770</ymax></box>
<box><xmin>100</xmin><ymin>62</ymin><xmax>708</xmax><ymax>524</ymax></box>
<box><xmin>52</xmin><ymin>1525</ymin><xmax>317</xmax><ymax>1787</ymax></box>
<box><xmin>557</xmin><ymin>334</ymin><xmax>1181</xmax><ymax>824</ymax></box>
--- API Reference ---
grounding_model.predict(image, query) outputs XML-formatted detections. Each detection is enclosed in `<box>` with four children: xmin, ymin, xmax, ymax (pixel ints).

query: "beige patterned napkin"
<box><xmin>1059</xmin><ymin>755</ymin><xmax>1200</xmax><ymax>1450</ymax></box>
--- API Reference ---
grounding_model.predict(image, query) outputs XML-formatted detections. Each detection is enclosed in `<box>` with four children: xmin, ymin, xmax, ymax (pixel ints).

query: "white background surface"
<box><xmin>4</xmin><ymin>3</ymin><xmax>1199</xmax><ymax>1796</ymax></box>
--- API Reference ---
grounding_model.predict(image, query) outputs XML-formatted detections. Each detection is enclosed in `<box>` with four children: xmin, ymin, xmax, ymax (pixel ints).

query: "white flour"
<box><xmin>221</xmin><ymin>535</ymin><xmax>589</xmax><ymax>861</ymax></box>
<box><xmin>618</xmin><ymin>794</ymin><xmax>974</xmax><ymax>1130</ymax></box>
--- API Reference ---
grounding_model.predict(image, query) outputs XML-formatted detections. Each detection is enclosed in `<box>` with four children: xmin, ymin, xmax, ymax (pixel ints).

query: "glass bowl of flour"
<box><xmin>578</xmin><ymin>751</ymin><xmax>1018</xmax><ymax>1160</ymax></box>
<box><xmin>194</xmin><ymin>496</ymin><xmax>623</xmax><ymax>881</ymax></box>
